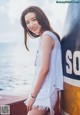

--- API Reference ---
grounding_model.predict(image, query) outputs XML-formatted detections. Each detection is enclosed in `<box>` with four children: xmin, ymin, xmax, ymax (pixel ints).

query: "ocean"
<box><xmin>0</xmin><ymin>39</ymin><xmax>39</xmax><ymax>95</ymax></box>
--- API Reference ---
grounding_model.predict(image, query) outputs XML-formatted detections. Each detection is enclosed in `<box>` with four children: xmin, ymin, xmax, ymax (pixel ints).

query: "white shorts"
<box><xmin>25</xmin><ymin>88</ymin><xmax>58</xmax><ymax>115</ymax></box>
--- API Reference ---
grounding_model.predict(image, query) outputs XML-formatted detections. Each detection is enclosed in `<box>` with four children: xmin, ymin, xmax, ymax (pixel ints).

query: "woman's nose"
<box><xmin>29</xmin><ymin>22</ymin><xmax>34</xmax><ymax>29</ymax></box>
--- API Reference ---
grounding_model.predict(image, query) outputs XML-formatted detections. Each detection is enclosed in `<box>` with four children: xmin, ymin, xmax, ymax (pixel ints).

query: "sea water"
<box><xmin>0</xmin><ymin>39</ymin><xmax>39</xmax><ymax>95</ymax></box>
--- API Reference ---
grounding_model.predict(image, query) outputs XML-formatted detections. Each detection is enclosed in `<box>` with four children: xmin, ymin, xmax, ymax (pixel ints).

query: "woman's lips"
<box><xmin>32</xmin><ymin>29</ymin><xmax>36</xmax><ymax>31</ymax></box>
<box><xmin>32</xmin><ymin>28</ymin><xmax>37</xmax><ymax>31</ymax></box>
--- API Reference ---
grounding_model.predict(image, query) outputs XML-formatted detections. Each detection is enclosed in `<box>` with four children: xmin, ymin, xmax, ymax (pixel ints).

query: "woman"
<box><xmin>21</xmin><ymin>6</ymin><xmax>63</xmax><ymax>115</ymax></box>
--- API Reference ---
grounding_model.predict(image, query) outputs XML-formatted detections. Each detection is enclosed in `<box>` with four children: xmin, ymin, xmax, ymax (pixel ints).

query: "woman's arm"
<box><xmin>31</xmin><ymin>34</ymin><xmax>55</xmax><ymax>97</ymax></box>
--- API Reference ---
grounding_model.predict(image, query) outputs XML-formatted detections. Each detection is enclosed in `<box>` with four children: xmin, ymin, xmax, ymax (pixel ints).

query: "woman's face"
<box><xmin>25</xmin><ymin>12</ymin><xmax>42</xmax><ymax>35</ymax></box>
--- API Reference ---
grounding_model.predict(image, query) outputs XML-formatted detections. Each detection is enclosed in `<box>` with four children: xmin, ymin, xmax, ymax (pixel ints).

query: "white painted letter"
<box><xmin>66</xmin><ymin>50</ymin><xmax>72</xmax><ymax>74</ymax></box>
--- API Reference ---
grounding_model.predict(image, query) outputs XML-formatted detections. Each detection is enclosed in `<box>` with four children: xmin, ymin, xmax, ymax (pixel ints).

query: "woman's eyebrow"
<box><xmin>31</xmin><ymin>16</ymin><xmax>36</xmax><ymax>19</ymax></box>
<box><xmin>25</xmin><ymin>16</ymin><xmax>36</xmax><ymax>22</ymax></box>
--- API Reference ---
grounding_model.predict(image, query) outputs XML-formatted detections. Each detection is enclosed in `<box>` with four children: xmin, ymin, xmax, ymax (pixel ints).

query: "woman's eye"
<box><xmin>32</xmin><ymin>18</ymin><xmax>36</xmax><ymax>21</ymax></box>
<box><xmin>26</xmin><ymin>22</ymin><xmax>29</xmax><ymax>25</ymax></box>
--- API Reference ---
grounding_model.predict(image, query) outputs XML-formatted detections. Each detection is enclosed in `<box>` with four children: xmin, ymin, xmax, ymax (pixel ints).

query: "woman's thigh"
<box><xmin>27</xmin><ymin>108</ymin><xmax>48</xmax><ymax>115</ymax></box>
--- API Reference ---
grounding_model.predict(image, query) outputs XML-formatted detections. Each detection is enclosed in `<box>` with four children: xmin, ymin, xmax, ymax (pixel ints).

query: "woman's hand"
<box><xmin>26</xmin><ymin>96</ymin><xmax>36</xmax><ymax>112</ymax></box>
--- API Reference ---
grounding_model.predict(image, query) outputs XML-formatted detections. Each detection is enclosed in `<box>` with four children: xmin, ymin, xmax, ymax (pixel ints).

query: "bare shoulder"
<box><xmin>42</xmin><ymin>34</ymin><xmax>55</xmax><ymax>46</ymax></box>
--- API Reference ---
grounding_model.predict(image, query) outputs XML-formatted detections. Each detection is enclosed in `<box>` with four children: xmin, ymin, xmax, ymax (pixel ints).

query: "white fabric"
<box><xmin>25</xmin><ymin>31</ymin><xmax>63</xmax><ymax>115</ymax></box>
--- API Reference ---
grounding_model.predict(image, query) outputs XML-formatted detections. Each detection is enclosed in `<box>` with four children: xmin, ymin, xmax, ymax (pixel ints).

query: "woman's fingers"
<box><xmin>26</xmin><ymin>96</ymin><xmax>36</xmax><ymax>112</ymax></box>
<box><xmin>27</xmin><ymin>104</ymin><xmax>32</xmax><ymax>112</ymax></box>
<box><xmin>26</xmin><ymin>105</ymin><xmax>29</xmax><ymax>112</ymax></box>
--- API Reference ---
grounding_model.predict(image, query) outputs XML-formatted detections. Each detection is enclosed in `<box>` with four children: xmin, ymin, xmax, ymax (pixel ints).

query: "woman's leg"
<box><xmin>27</xmin><ymin>108</ymin><xmax>48</xmax><ymax>115</ymax></box>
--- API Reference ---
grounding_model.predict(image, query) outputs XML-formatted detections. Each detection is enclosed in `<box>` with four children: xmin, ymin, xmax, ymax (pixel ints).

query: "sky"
<box><xmin>0</xmin><ymin>0</ymin><xmax>69</xmax><ymax>43</ymax></box>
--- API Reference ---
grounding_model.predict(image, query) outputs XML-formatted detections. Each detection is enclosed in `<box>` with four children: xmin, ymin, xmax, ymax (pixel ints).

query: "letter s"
<box><xmin>66</xmin><ymin>50</ymin><xmax>72</xmax><ymax>74</ymax></box>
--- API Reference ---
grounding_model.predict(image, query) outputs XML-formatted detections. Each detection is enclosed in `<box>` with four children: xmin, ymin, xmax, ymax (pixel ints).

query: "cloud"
<box><xmin>0</xmin><ymin>0</ymin><xmax>68</xmax><ymax>28</ymax></box>
<box><xmin>6</xmin><ymin>0</ymin><xmax>48</xmax><ymax>24</ymax></box>
<box><xmin>4</xmin><ymin>0</ymin><xmax>68</xmax><ymax>24</ymax></box>
<box><xmin>0</xmin><ymin>0</ymin><xmax>68</xmax><ymax>42</ymax></box>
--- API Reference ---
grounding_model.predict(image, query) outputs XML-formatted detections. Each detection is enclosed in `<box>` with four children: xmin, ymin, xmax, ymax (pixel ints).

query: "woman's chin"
<box><xmin>36</xmin><ymin>33</ymin><xmax>39</xmax><ymax>35</ymax></box>
<box><xmin>33</xmin><ymin>32</ymin><xmax>39</xmax><ymax>35</ymax></box>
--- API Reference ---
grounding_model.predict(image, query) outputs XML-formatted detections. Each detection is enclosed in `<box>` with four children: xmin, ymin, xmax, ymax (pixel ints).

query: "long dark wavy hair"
<box><xmin>21</xmin><ymin>6</ymin><xmax>60</xmax><ymax>50</ymax></box>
